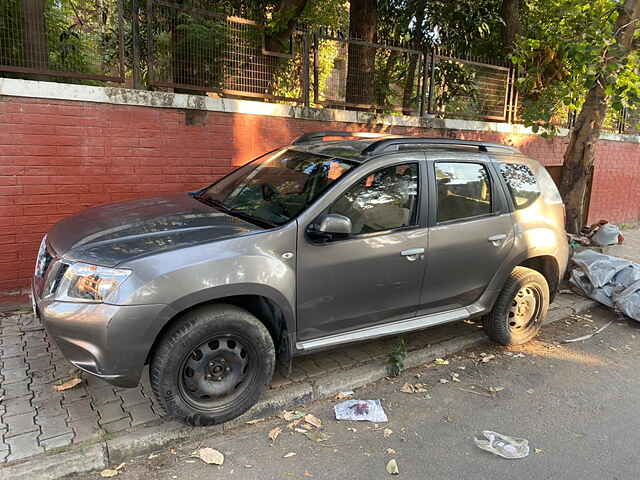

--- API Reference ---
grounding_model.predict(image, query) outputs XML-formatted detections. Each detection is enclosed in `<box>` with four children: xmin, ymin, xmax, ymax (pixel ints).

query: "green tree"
<box><xmin>513</xmin><ymin>0</ymin><xmax>640</xmax><ymax>232</ymax></box>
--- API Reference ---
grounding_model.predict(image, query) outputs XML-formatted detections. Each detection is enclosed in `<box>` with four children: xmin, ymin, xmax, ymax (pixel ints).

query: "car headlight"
<box><xmin>54</xmin><ymin>262</ymin><xmax>131</xmax><ymax>303</ymax></box>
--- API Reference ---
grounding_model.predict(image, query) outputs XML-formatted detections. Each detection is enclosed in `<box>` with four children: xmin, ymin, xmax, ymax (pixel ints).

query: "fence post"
<box><xmin>301</xmin><ymin>33</ymin><xmax>310</xmax><ymax>107</ymax></box>
<box><xmin>506</xmin><ymin>66</ymin><xmax>515</xmax><ymax>123</ymax></box>
<box><xmin>419</xmin><ymin>52</ymin><xmax>428</xmax><ymax>117</ymax></box>
<box><xmin>313</xmin><ymin>34</ymin><xmax>319</xmax><ymax>105</ymax></box>
<box><xmin>619</xmin><ymin>107</ymin><xmax>627</xmax><ymax>134</ymax></box>
<box><xmin>132</xmin><ymin>0</ymin><xmax>142</xmax><ymax>89</ymax></box>
<box><xmin>427</xmin><ymin>48</ymin><xmax>436</xmax><ymax>115</ymax></box>
<box><xmin>146</xmin><ymin>0</ymin><xmax>154</xmax><ymax>88</ymax></box>
<box><xmin>118</xmin><ymin>0</ymin><xmax>125</xmax><ymax>84</ymax></box>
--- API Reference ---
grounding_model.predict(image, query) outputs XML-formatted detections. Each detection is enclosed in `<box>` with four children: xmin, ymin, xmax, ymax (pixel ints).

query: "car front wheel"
<box><xmin>484</xmin><ymin>266</ymin><xmax>550</xmax><ymax>346</ymax></box>
<box><xmin>150</xmin><ymin>304</ymin><xmax>275</xmax><ymax>426</ymax></box>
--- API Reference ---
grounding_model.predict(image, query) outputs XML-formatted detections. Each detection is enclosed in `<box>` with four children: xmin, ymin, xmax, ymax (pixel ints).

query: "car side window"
<box><xmin>499</xmin><ymin>163</ymin><xmax>541</xmax><ymax>210</ymax></box>
<box><xmin>328</xmin><ymin>163</ymin><xmax>419</xmax><ymax>235</ymax></box>
<box><xmin>435</xmin><ymin>162</ymin><xmax>491</xmax><ymax>223</ymax></box>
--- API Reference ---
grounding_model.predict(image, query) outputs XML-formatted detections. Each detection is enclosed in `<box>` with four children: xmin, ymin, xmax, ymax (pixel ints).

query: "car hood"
<box><xmin>47</xmin><ymin>193</ymin><xmax>264</xmax><ymax>267</ymax></box>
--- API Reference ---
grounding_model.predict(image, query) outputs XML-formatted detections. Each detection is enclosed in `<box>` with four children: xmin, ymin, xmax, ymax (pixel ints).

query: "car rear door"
<box><xmin>418</xmin><ymin>157</ymin><xmax>514</xmax><ymax>314</ymax></box>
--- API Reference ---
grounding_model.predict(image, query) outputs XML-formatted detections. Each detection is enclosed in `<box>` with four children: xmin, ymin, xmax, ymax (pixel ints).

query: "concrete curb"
<box><xmin>0</xmin><ymin>296</ymin><xmax>596</xmax><ymax>480</ymax></box>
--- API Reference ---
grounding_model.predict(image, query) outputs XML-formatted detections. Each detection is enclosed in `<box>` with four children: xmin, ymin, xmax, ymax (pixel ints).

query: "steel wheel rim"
<box><xmin>178</xmin><ymin>334</ymin><xmax>255</xmax><ymax>411</ymax></box>
<box><xmin>507</xmin><ymin>284</ymin><xmax>543</xmax><ymax>333</ymax></box>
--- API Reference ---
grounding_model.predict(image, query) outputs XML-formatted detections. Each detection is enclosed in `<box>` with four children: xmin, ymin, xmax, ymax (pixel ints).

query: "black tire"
<box><xmin>484</xmin><ymin>266</ymin><xmax>549</xmax><ymax>346</ymax></box>
<box><xmin>150</xmin><ymin>304</ymin><xmax>275</xmax><ymax>426</ymax></box>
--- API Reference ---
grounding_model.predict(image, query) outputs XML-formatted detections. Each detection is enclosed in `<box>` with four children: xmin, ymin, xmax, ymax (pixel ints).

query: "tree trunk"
<box><xmin>401</xmin><ymin>0</ymin><xmax>426</xmax><ymax>115</ymax></box>
<box><xmin>501</xmin><ymin>0</ymin><xmax>521</xmax><ymax>52</ymax></box>
<box><xmin>22</xmin><ymin>0</ymin><xmax>48</xmax><ymax>71</ymax></box>
<box><xmin>264</xmin><ymin>0</ymin><xmax>308</xmax><ymax>53</ymax></box>
<box><xmin>560</xmin><ymin>0</ymin><xmax>640</xmax><ymax>233</ymax></box>
<box><xmin>345</xmin><ymin>0</ymin><xmax>377</xmax><ymax>106</ymax></box>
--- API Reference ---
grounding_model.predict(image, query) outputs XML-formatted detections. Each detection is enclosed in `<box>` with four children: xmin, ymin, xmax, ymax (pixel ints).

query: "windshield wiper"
<box><xmin>192</xmin><ymin>194</ymin><xmax>276</xmax><ymax>229</ymax></box>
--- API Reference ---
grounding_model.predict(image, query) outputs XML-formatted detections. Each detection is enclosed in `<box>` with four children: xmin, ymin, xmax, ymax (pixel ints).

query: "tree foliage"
<box><xmin>512</xmin><ymin>0</ymin><xmax>640</xmax><ymax>134</ymax></box>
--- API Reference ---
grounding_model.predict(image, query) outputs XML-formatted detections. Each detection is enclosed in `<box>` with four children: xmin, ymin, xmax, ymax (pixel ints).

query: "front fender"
<box><xmin>111</xmin><ymin>224</ymin><xmax>298</xmax><ymax>351</ymax></box>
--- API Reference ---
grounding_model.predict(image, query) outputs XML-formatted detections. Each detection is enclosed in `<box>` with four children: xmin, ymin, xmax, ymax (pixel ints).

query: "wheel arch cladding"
<box><xmin>147</xmin><ymin>291</ymin><xmax>291</xmax><ymax>365</ymax></box>
<box><xmin>518</xmin><ymin>255</ymin><xmax>559</xmax><ymax>300</ymax></box>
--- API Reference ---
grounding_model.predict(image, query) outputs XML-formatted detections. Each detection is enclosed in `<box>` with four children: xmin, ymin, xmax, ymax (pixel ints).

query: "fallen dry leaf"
<box><xmin>434</xmin><ymin>358</ymin><xmax>449</xmax><ymax>365</ymax></box>
<box><xmin>304</xmin><ymin>414</ymin><xmax>322</xmax><ymax>429</ymax></box>
<box><xmin>283</xmin><ymin>452</ymin><xmax>297</xmax><ymax>458</ymax></box>
<box><xmin>334</xmin><ymin>391</ymin><xmax>354</xmax><ymax>400</ymax></box>
<box><xmin>386</xmin><ymin>459</ymin><xmax>399</xmax><ymax>475</ymax></box>
<box><xmin>400</xmin><ymin>382</ymin><xmax>415</xmax><ymax>393</ymax></box>
<box><xmin>99</xmin><ymin>463</ymin><xmax>125</xmax><ymax>477</ymax></box>
<box><xmin>481</xmin><ymin>354</ymin><xmax>496</xmax><ymax>363</ymax></box>
<box><xmin>401</xmin><ymin>382</ymin><xmax>428</xmax><ymax>393</ymax></box>
<box><xmin>245</xmin><ymin>418</ymin><xmax>267</xmax><ymax>425</ymax></box>
<box><xmin>100</xmin><ymin>469</ymin><xmax>119</xmax><ymax>478</ymax></box>
<box><xmin>268</xmin><ymin>427</ymin><xmax>282</xmax><ymax>443</ymax></box>
<box><xmin>304</xmin><ymin>471</ymin><xmax>314</xmax><ymax>477</ymax></box>
<box><xmin>192</xmin><ymin>448</ymin><xmax>224</xmax><ymax>465</ymax></box>
<box><xmin>287</xmin><ymin>418</ymin><xmax>304</xmax><ymax>429</ymax></box>
<box><xmin>53</xmin><ymin>377</ymin><xmax>82</xmax><ymax>392</ymax></box>
<box><xmin>282</xmin><ymin>410</ymin><xmax>305</xmax><ymax>421</ymax></box>
<box><xmin>383</xmin><ymin>428</ymin><xmax>393</xmax><ymax>438</ymax></box>
<box><xmin>385</xmin><ymin>448</ymin><xmax>396</xmax><ymax>455</ymax></box>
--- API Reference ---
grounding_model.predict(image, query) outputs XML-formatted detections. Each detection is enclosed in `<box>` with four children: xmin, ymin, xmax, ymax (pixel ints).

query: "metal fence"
<box><xmin>146</xmin><ymin>0</ymin><xmax>307</xmax><ymax>102</ymax></box>
<box><xmin>3</xmin><ymin>2</ymin><xmax>640</xmax><ymax>134</ymax></box>
<box><xmin>0</xmin><ymin>0</ymin><xmax>124</xmax><ymax>83</ymax></box>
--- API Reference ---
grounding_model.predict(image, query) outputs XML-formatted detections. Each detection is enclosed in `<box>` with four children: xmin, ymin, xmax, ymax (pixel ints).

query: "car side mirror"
<box><xmin>318</xmin><ymin>214</ymin><xmax>352</xmax><ymax>235</ymax></box>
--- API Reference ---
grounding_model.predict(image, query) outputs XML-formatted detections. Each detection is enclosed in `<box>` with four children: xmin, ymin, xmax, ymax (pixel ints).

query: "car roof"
<box><xmin>289</xmin><ymin>132</ymin><xmax>520</xmax><ymax>164</ymax></box>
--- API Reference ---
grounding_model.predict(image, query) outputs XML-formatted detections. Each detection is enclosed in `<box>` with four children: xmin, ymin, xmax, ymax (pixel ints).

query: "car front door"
<box><xmin>418</xmin><ymin>159</ymin><xmax>514</xmax><ymax>314</ymax></box>
<box><xmin>295</xmin><ymin>153</ymin><xmax>428</xmax><ymax>343</ymax></box>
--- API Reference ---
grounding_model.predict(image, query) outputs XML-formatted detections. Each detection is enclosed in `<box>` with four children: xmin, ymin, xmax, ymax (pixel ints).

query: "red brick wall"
<box><xmin>1</xmin><ymin>95</ymin><xmax>639</xmax><ymax>304</ymax></box>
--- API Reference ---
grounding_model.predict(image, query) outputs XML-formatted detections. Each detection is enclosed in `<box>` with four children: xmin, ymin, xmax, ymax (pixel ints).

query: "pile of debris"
<box><xmin>570</xmin><ymin>249</ymin><xmax>640</xmax><ymax>321</ymax></box>
<box><xmin>569</xmin><ymin>220</ymin><xmax>623</xmax><ymax>247</ymax></box>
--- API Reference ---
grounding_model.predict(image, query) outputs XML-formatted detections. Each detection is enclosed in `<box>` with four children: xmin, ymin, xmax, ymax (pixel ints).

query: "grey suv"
<box><xmin>32</xmin><ymin>132</ymin><xmax>568</xmax><ymax>425</ymax></box>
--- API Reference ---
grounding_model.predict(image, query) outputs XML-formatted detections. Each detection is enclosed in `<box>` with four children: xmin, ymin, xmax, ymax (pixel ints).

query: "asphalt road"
<box><xmin>80</xmin><ymin>306</ymin><xmax>640</xmax><ymax>480</ymax></box>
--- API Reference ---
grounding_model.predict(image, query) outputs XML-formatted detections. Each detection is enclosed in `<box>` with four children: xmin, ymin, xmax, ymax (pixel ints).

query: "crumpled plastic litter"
<box><xmin>570</xmin><ymin>250</ymin><xmax>640</xmax><ymax>321</ymax></box>
<box><xmin>474</xmin><ymin>430</ymin><xmax>530</xmax><ymax>459</ymax></box>
<box><xmin>334</xmin><ymin>400</ymin><xmax>388</xmax><ymax>422</ymax></box>
<box><xmin>591</xmin><ymin>223</ymin><xmax>620</xmax><ymax>246</ymax></box>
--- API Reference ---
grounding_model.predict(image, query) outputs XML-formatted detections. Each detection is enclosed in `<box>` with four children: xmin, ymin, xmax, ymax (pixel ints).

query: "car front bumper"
<box><xmin>34</xmin><ymin>286</ymin><xmax>170</xmax><ymax>388</ymax></box>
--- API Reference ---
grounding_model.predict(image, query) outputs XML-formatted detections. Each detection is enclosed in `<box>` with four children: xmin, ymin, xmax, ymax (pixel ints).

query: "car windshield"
<box><xmin>196</xmin><ymin>149</ymin><xmax>357</xmax><ymax>226</ymax></box>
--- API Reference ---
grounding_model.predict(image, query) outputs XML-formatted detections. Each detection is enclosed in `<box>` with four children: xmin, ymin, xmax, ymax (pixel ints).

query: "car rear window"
<box><xmin>499</xmin><ymin>163</ymin><xmax>541</xmax><ymax>209</ymax></box>
<box><xmin>500</xmin><ymin>161</ymin><xmax>563</xmax><ymax>209</ymax></box>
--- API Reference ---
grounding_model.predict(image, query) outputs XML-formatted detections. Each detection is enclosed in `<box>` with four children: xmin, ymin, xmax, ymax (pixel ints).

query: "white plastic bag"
<box><xmin>334</xmin><ymin>400</ymin><xmax>388</xmax><ymax>422</ymax></box>
<box><xmin>474</xmin><ymin>430</ymin><xmax>530</xmax><ymax>459</ymax></box>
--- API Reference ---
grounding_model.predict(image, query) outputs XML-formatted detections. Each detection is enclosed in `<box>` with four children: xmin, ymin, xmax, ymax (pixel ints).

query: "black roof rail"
<box><xmin>361</xmin><ymin>138</ymin><xmax>520</xmax><ymax>155</ymax></box>
<box><xmin>291</xmin><ymin>131</ymin><xmax>391</xmax><ymax>145</ymax></box>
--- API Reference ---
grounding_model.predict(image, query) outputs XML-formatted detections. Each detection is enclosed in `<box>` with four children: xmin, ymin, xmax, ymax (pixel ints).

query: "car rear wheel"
<box><xmin>484</xmin><ymin>266</ymin><xmax>549</xmax><ymax>345</ymax></box>
<box><xmin>150</xmin><ymin>304</ymin><xmax>275</xmax><ymax>426</ymax></box>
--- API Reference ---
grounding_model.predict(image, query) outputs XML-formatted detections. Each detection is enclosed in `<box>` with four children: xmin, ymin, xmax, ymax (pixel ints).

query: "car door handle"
<box><xmin>401</xmin><ymin>248</ymin><xmax>425</xmax><ymax>261</ymax></box>
<box><xmin>488</xmin><ymin>234</ymin><xmax>507</xmax><ymax>246</ymax></box>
